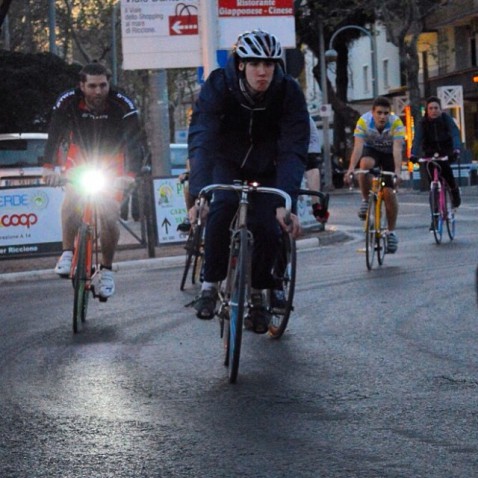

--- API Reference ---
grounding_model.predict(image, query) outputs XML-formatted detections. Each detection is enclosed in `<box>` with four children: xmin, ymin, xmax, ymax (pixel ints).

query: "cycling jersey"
<box><xmin>354</xmin><ymin>111</ymin><xmax>405</xmax><ymax>153</ymax></box>
<box><xmin>43</xmin><ymin>88</ymin><xmax>143</xmax><ymax>175</ymax></box>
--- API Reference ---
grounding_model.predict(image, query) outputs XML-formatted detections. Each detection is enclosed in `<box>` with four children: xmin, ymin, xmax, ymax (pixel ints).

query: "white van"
<box><xmin>0</xmin><ymin>133</ymin><xmax>48</xmax><ymax>187</ymax></box>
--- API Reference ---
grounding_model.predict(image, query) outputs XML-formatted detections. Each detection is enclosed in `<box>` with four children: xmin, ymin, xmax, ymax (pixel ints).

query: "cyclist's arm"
<box><xmin>188</xmin><ymin>71</ymin><xmax>225</xmax><ymax>197</ymax></box>
<box><xmin>276</xmin><ymin>207</ymin><xmax>301</xmax><ymax>239</ymax></box>
<box><xmin>345</xmin><ymin>136</ymin><xmax>365</xmax><ymax>181</ymax></box>
<box><xmin>444</xmin><ymin>114</ymin><xmax>462</xmax><ymax>151</ymax></box>
<box><xmin>392</xmin><ymin>139</ymin><xmax>403</xmax><ymax>177</ymax></box>
<box><xmin>275</xmin><ymin>79</ymin><xmax>309</xmax><ymax>206</ymax></box>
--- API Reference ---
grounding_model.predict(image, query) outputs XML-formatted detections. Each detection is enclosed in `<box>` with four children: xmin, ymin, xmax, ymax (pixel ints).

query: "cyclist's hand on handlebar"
<box><xmin>42</xmin><ymin>167</ymin><xmax>63</xmax><ymax>187</ymax></box>
<box><xmin>276</xmin><ymin>207</ymin><xmax>301</xmax><ymax>239</ymax></box>
<box><xmin>344</xmin><ymin>169</ymin><xmax>354</xmax><ymax>186</ymax></box>
<box><xmin>188</xmin><ymin>199</ymin><xmax>208</xmax><ymax>224</ymax></box>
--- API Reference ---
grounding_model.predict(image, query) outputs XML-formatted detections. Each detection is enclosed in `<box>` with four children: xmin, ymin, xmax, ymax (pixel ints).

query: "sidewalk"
<box><xmin>0</xmin><ymin>220</ymin><xmax>350</xmax><ymax>283</ymax></box>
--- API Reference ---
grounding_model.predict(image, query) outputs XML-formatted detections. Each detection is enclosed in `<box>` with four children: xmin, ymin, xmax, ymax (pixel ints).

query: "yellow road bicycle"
<box><xmin>352</xmin><ymin>168</ymin><xmax>396</xmax><ymax>270</ymax></box>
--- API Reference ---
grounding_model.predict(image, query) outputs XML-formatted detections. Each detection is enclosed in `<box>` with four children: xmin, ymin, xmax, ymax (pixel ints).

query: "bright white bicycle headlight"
<box><xmin>78</xmin><ymin>168</ymin><xmax>106</xmax><ymax>195</ymax></box>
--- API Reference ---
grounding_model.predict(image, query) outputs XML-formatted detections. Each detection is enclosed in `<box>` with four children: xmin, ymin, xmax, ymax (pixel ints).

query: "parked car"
<box><xmin>170</xmin><ymin>143</ymin><xmax>188</xmax><ymax>176</ymax></box>
<box><xmin>0</xmin><ymin>133</ymin><xmax>48</xmax><ymax>187</ymax></box>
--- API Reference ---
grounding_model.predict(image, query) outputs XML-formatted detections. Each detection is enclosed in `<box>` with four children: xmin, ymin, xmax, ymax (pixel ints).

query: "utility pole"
<box><xmin>111</xmin><ymin>2</ymin><xmax>118</xmax><ymax>86</ymax></box>
<box><xmin>148</xmin><ymin>70</ymin><xmax>171</xmax><ymax>177</ymax></box>
<box><xmin>318</xmin><ymin>20</ymin><xmax>332</xmax><ymax>190</ymax></box>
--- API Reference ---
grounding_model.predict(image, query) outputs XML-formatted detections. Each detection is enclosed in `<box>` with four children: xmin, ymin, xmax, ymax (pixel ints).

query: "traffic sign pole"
<box><xmin>199</xmin><ymin>0</ymin><xmax>218</xmax><ymax>79</ymax></box>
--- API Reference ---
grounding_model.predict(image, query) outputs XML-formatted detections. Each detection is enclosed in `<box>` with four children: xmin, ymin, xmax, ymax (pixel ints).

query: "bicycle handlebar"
<box><xmin>418</xmin><ymin>155</ymin><xmax>449</xmax><ymax>163</ymax></box>
<box><xmin>351</xmin><ymin>168</ymin><xmax>397</xmax><ymax>177</ymax></box>
<box><xmin>199</xmin><ymin>182</ymin><xmax>292</xmax><ymax>213</ymax></box>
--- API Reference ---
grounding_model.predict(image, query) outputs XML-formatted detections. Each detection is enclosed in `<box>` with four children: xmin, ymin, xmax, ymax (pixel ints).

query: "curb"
<box><xmin>0</xmin><ymin>229</ymin><xmax>352</xmax><ymax>284</ymax></box>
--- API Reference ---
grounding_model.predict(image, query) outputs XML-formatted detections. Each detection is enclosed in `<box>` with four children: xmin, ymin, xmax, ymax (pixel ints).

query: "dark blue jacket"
<box><xmin>188</xmin><ymin>55</ymin><xmax>309</xmax><ymax>203</ymax></box>
<box><xmin>411</xmin><ymin>112</ymin><xmax>461</xmax><ymax>158</ymax></box>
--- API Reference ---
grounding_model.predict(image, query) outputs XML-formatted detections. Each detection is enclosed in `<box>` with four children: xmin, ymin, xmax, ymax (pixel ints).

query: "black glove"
<box><xmin>409</xmin><ymin>155</ymin><xmax>418</xmax><ymax>164</ymax></box>
<box><xmin>451</xmin><ymin>150</ymin><xmax>460</xmax><ymax>163</ymax></box>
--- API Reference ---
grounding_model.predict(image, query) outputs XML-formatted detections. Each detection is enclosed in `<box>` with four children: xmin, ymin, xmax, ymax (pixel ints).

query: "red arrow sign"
<box><xmin>169</xmin><ymin>15</ymin><xmax>198</xmax><ymax>35</ymax></box>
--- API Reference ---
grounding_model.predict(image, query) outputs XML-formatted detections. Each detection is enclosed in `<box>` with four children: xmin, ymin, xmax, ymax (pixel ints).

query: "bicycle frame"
<box><xmin>418</xmin><ymin>156</ymin><xmax>455</xmax><ymax>244</ymax></box>
<box><xmin>198</xmin><ymin>181</ymin><xmax>291</xmax><ymax>383</ymax></box>
<box><xmin>353</xmin><ymin>168</ymin><xmax>396</xmax><ymax>270</ymax></box>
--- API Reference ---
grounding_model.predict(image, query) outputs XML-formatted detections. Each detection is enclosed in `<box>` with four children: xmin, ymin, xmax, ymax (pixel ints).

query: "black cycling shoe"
<box><xmin>244</xmin><ymin>293</ymin><xmax>272</xmax><ymax>334</ymax></box>
<box><xmin>177</xmin><ymin>218</ymin><xmax>191</xmax><ymax>233</ymax></box>
<box><xmin>193</xmin><ymin>288</ymin><xmax>217</xmax><ymax>320</ymax></box>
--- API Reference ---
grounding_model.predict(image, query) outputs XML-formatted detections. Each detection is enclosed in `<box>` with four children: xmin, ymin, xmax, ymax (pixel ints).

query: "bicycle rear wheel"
<box><xmin>444</xmin><ymin>186</ymin><xmax>455</xmax><ymax>241</ymax></box>
<box><xmin>73</xmin><ymin>224</ymin><xmax>91</xmax><ymax>333</ymax></box>
<box><xmin>430</xmin><ymin>183</ymin><xmax>442</xmax><ymax>244</ymax></box>
<box><xmin>376</xmin><ymin>196</ymin><xmax>387</xmax><ymax>265</ymax></box>
<box><xmin>269</xmin><ymin>231</ymin><xmax>296</xmax><ymax>339</ymax></box>
<box><xmin>365</xmin><ymin>197</ymin><xmax>376</xmax><ymax>270</ymax></box>
<box><xmin>225</xmin><ymin>228</ymin><xmax>248</xmax><ymax>383</ymax></box>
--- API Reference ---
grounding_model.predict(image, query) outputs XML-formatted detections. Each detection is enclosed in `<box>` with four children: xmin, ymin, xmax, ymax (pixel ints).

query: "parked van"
<box><xmin>0</xmin><ymin>133</ymin><xmax>48</xmax><ymax>186</ymax></box>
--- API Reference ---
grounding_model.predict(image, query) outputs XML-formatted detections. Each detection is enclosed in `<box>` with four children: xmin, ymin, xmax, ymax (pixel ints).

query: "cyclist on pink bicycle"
<box><xmin>409</xmin><ymin>96</ymin><xmax>462</xmax><ymax>211</ymax></box>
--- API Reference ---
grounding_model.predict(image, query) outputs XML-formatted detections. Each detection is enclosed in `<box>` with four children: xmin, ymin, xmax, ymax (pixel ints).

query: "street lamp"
<box><xmin>325</xmin><ymin>25</ymin><xmax>378</xmax><ymax>99</ymax></box>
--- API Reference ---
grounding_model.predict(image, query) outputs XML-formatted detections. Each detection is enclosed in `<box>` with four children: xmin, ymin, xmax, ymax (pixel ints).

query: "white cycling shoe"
<box><xmin>98</xmin><ymin>268</ymin><xmax>115</xmax><ymax>299</ymax></box>
<box><xmin>54</xmin><ymin>251</ymin><xmax>73</xmax><ymax>278</ymax></box>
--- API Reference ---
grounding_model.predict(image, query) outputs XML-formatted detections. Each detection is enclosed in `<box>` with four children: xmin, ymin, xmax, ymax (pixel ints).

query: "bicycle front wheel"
<box><xmin>430</xmin><ymin>183</ymin><xmax>442</xmax><ymax>244</ymax></box>
<box><xmin>376</xmin><ymin>195</ymin><xmax>387</xmax><ymax>265</ymax></box>
<box><xmin>225</xmin><ymin>228</ymin><xmax>249</xmax><ymax>383</ymax></box>
<box><xmin>269</xmin><ymin>231</ymin><xmax>296</xmax><ymax>339</ymax></box>
<box><xmin>444</xmin><ymin>186</ymin><xmax>455</xmax><ymax>241</ymax></box>
<box><xmin>365</xmin><ymin>197</ymin><xmax>376</xmax><ymax>270</ymax></box>
<box><xmin>73</xmin><ymin>224</ymin><xmax>91</xmax><ymax>333</ymax></box>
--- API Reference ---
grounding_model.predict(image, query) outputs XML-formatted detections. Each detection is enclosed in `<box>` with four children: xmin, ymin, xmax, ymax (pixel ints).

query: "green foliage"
<box><xmin>0</xmin><ymin>50</ymin><xmax>80</xmax><ymax>133</ymax></box>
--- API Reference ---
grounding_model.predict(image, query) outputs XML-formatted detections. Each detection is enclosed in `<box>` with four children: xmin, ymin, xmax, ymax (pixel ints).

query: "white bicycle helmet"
<box><xmin>234</xmin><ymin>30</ymin><xmax>283</xmax><ymax>61</ymax></box>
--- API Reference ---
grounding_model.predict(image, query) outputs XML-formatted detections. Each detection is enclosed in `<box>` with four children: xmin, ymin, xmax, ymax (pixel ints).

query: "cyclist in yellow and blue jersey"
<box><xmin>345</xmin><ymin>96</ymin><xmax>405</xmax><ymax>253</ymax></box>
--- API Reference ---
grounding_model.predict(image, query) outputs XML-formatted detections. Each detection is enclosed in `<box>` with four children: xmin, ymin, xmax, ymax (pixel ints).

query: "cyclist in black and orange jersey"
<box><xmin>42</xmin><ymin>62</ymin><xmax>143</xmax><ymax>298</ymax></box>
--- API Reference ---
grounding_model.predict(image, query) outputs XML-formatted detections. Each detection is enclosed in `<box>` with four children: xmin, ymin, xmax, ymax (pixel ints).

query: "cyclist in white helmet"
<box><xmin>188</xmin><ymin>30</ymin><xmax>309</xmax><ymax>332</ymax></box>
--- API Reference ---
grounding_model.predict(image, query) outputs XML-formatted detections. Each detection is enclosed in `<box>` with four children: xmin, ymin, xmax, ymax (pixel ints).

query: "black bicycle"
<box><xmin>198</xmin><ymin>181</ymin><xmax>292</xmax><ymax>383</ymax></box>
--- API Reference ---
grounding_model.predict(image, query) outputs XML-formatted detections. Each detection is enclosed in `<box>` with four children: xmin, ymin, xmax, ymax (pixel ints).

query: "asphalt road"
<box><xmin>1</xmin><ymin>188</ymin><xmax>478</xmax><ymax>477</ymax></box>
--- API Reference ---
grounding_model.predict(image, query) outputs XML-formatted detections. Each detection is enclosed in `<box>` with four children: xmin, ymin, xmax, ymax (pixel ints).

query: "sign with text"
<box><xmin>218</xmin><ymin>0</ymin><xmax>294</xmax><ymax>16</ymax></box>
<box><xmin>0</xmin><ymin>186</ymin><xmax>63</xmax><ymax>258</ymax></box>
<box><xmin>121</xmin><ymin>0</ymin><xmax>201</xmax><ymax>69</ymax></box>
<box><xmin>217</xmin><ymin>0</ymin><xmax>295</xmax><ymax>49</ymax></box>
<box><xmin>152</xmin><ymin>177</ymin><xmax>189</xmax><ymax>244</ymax></box>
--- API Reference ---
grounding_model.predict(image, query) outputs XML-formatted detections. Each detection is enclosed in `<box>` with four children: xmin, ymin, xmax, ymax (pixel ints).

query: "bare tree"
<box><xmin>375</xmin><ymin>0</ymin><xmax>443</xmax><ymax>124</ymax></box>
<box><xmin>295</xmin><ymin>0</ymin><xmax>375</xmax><ymax>160</ymax></box>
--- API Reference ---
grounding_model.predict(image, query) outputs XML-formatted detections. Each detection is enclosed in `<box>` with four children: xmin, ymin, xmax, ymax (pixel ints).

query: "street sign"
<box><xmin>217</xmin><ymin>0</ymin><xmax>295</xmax><ymax>48</ymax></box>
<box><xmin>120</xmin><ymin>0</ymin><xmax>296</xmax><ymax>70</ymax></box>
<box><xmin>152</xmin><ymin>177</ymin><xmax>189</xmax><ymax>244</ymax></box>
<box><xmin>121</xmin><ymin>0</ymin><xmax>201</xmax><ymax>69</ymax></box>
